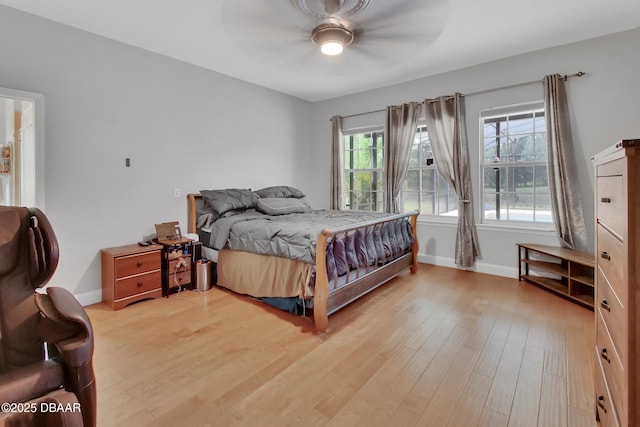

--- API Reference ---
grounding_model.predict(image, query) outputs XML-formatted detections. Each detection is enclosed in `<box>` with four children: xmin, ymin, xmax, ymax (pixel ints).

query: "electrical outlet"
<box><xmin>174</xmin><ymin>188</ymin><xmax>181</xmax><ymax>198</ymax></box>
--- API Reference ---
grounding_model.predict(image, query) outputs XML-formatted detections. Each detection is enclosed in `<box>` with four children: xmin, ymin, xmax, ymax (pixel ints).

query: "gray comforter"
<box><xmin>207</xmin><ymin>210</ymin><xmax>414</xmax><ymax>275</ymax></box>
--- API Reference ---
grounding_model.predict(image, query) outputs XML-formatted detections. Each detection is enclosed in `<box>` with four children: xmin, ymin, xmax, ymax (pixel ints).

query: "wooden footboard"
<box><xmin>313</xmin><ymin>212</ymin><xmax>419</xmax><ymax>333</ymax></box>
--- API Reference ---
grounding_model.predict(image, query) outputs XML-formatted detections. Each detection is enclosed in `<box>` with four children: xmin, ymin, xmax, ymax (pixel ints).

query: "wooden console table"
<box><xmin>517</xmin><ymin>243</ymin><xmax>595</xmax><ymax>309</ymax></box>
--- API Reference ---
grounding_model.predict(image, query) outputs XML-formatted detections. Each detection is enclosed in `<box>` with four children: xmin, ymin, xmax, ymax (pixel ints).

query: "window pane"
<box><xmin>534</xmin><ymin>165</ymin><xmax>548</xmax><ymax>187</ymax></box>
<box><xmin>509</xmin><ymin>113</ymin><xmax>534</xmax><ymax>137</ymax></box>
<box><xmin>408</xmin><ymin>143</ymin><xmax>420</xmax><ymax>167</ymax></box>
<box><xmin>483</xmin><ymin>193</ymin><xmax>498</xmax><ymax>220</ymax></box>
<box><xmin>403</xmin><ymin>191</ymin><xmax>419</xmax><ymax>212</ymax></box>
<box><xmin>422</xmin><ymin>168</ymin><xmax>435</xmax><ymax>192</ymax></box>
<box><xmin>483</xmin><ymin>136</ymin><xmax>506</xmax><ymax>163</ymax></box>
<box><xmin>484</xmin><ymin>166</ymin><xmax>507</xmax><ymax>192</ymax></box>
<box><xmin>417</xmin><ymin>130</ymin><xmax>431</xmax><ymax>167</ymax></box>
<box><xmin>512</xmin><ymin>166</ymin><xmax>534</xmax><ymax>192</ymax></box>
<box><xmin>404</xmin><ymin>170</ymin><xmax>420</xmax><ymax>191</ymax></box>
<box><xmin>437</xmin><ymin>176</ymin><xmax>456</xmax><ymax>215</ymax></box>
<box><xmin>535</xmin><ymin>193</ymin><xmax>552</xmax><ymax>222</ymax></box>
<box><xmin>422</xmin><ymin>192</ymin><xmax>435</xmax><ymax>215</ymax></box>
<box><xmin>499</xmin><ymin>137</ymin><xmax>512</xmax><ymax>161</ymax></box>
<box><xmin>533</xmin><ymin>133</ymin><xmax>547</xmax><ymax>160</ymax></box>
<box><xmin>512</xmin><ymin>135</ymin><xmax>534</xmax><ymax>162</ymax></box>
<box><xmin>375</xmin><ymin>133</ymin><xmax>384</xmax><ymax>166</ymax></box>
<box><xmin>357</xmin><ymin>147</ymin><xmax>372</xmax><ymax>169</ymax></box>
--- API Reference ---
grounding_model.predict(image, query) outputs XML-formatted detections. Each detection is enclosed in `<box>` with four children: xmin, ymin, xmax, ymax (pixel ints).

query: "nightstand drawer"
<box><xmin>597</xmin><ymin>225</ymin><xmax>626</xmax><ymax>301</ymax></box>
<box><xmin>115</xmin><ymin>271</ymin><xmax>161</xmax><ymax>299</ymax></box>
<box><xmin>596</xmin><ymin>174</ymin><xmax>625</xmax><ymax>238</ymax></box>
<box><xmin>168</xmin><ymin>270</ymin><xmax>191</xmax><ymax>287</ymax></box>
<box><xmin>168</xmin><ymin>258</ymin><xmax>191</xmax><ymax>273</ymax></box>
<box><xmin>596</xmin><ymin>311</ymin><xmax>625</xmax><ymax>423</ymax></box>
<box><xmin>115</xmin><ymin>252</ymin><xmax>161</xmax><ymax>278</ymax></box>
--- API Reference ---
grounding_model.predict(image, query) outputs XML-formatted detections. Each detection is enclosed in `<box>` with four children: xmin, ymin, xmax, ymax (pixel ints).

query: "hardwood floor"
<box><xmin>87</xmin><ymin>264</ymin><xmax>596</xmax><ymax>426</ymax></box>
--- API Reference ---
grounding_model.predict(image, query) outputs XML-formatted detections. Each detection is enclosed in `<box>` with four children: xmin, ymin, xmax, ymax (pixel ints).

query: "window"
<box><xmin>481</xmin><ymin>103</ymin><xmax>551</xmax><ymax>224</ymax></box>
<box><xmin>344</xmin><ymin>130</ymin><xmax>384</xmax><ymax>212</ymax></box>
<box><xmin>402</xmin><ymin>125</ymin><xmax>458</xmax><ymax>217</ymax></box>
<box><xmin>343</xmin><ymin>125</ymin><xmax>456</xmax><ymax>215</ymax></box>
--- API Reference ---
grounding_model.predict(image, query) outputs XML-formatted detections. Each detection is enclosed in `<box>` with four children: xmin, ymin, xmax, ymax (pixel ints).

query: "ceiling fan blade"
<box><xmin>221</xmin><ymin>0</ymin><xmax>313</xmax><ymax>39</ymax></box>
<box><xmin>356</xmin><ymin>0</ymin><xmax>447</xmax><ymax>30</ymax></box>
<box><xmin>220</xmin><ymin>0</ymin><xmax>315</xmax><ymax>60</ymax></box>
<box><xmin>349</xmin><ymin>0</ymin><xmax>448</xmax><ymax>54</ymax></box>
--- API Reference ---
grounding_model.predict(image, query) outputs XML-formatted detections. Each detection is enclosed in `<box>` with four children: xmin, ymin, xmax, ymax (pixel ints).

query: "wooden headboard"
<box><xmin>187</xmin><ymin>193</ymin><xmax>204</xmax><ymax>234</ymax></box>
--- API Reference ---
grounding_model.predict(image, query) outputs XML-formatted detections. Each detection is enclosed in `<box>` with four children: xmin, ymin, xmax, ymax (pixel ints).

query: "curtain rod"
<box><xmin>341</xmin><ymin>71</ymin><xmax>586</xmax><ymax>118</ymax></box>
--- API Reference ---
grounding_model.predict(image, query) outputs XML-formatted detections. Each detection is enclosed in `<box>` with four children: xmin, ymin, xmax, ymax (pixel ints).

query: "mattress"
<box><xmin>201</xmin><ymin>245</ymin><xmax>219</xmax><ymax>263</ymax></box>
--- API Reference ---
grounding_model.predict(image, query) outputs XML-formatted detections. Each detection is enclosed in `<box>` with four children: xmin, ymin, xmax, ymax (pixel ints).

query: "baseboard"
<box><xmin>73</xmin><ymin>289</ymin><xmax>102</xmax><ymax>307</ymax></box>
<box><xmin>418</xmin><ymin>254</ymin><xmax>518</xmax><ymax>279</ymax></box>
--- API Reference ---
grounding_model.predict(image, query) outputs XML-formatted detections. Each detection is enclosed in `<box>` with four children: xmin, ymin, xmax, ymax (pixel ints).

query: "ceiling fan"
<box><xmin>221</xmin><ymin>0</ymin><xmax>447</xmax><ymax>70</ymax></box>
<box><xmin>296</xmin><ymin>0</ymin><xmax>369</xmax><ymax>55</ymax></box>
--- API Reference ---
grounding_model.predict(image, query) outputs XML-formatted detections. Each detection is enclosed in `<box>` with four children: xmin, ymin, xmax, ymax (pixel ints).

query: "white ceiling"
<box><xmin>1</xmin><ymin>0</ymin><xmax>638</xmax><ymax>102</ymax></box>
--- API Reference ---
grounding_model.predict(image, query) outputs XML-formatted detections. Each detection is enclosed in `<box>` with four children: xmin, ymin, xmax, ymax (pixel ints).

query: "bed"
<box><xmin>187</xmin><ymin>187</ymin><xmax>418</xmax><ymax>333</ymax></box>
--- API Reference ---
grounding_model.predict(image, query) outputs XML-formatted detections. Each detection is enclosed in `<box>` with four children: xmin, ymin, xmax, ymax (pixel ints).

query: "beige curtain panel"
<box><xmin>330</xmin><ymin>115</ymin><xmax>345</xmax><ymax>210</ymax></box>
<box><xmin>385</xmin><ymin>102</ymin><xmax>423</xmax><ymax>213</ymax></box>
<box><xmin>544</xmin><ymin>74</ymin><xmax>589</xmax><ymax>252</ymax></box>
<box><xmin>424</xmin><ymin>93</ymin><xmax>480</xmax><ymax>267</ymax></box>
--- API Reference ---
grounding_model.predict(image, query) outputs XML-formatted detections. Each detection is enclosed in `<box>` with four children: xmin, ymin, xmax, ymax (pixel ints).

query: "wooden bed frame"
<box><xmin>187</xmin><ymin>193</ymin><xmax>418</xmax><ymax>333</ymax></box>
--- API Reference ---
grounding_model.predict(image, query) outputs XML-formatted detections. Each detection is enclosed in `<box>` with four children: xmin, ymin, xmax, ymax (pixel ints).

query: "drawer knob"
<box><xmin>600</xmin><ymin>252</ymin><xmax>611</xmax><ymax>261</ymax></box>
<box><xmin>600</xmin><ymin>300</ymin><xmax>611</xmax><ymax>312</ymax></box>
<box><xmin>137</xmin><ymin>261</ymin><xmax>143</xmax><ymax>267</ymax></box>
<box><xmin>137</xmin><ymin>281</ymin><xmax>143</xmax><ymax>287</ymax></box>
<box><xmin>597</xmin><ymin>396</ymin><xmax>607</xmax><ymax>413</ymax></box>
<box><xmin>600</xmin><ymin>197</ymin><xmax>611</xmax><ymax>203</ymax></box>
<box><xmin>600</xmin><ymin>348</ymin><xmax>611</xmax><ymax>364</ymax></box>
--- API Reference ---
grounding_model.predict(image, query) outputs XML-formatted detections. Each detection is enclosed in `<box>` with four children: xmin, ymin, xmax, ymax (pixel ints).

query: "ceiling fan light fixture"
<box><xmin>311</xmin><ymin>23</ymin><xmax>354</xmax><ymax>56</ymax></box>
<box><xmin>320</xmin><ymin>41</ymin><xmax>344</xmax><ymax>56</ymax></box>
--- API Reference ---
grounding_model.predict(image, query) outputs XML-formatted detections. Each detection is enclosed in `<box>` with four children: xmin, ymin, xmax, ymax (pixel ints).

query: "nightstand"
<box><xmin>101</xmin><ymin>243</ymin><xmax>163</xmax><ymax>310</ymax></box>
<box><xmin>160</xmin><ymin>239</ymin><xmax>198</xmax><ymax>296</ymax></box>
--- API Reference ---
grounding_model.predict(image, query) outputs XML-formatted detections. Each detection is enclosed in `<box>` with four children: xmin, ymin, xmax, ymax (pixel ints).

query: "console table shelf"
<box><xmin>517</xmin><ymin>243</ymin><xmax>595</xmax><ymax>309</ymax></box>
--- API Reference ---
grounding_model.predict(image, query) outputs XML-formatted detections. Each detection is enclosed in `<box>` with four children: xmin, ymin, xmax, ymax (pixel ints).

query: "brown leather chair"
<box><xmin>0</xmin><ymin>206</ymin><xmax>96</xmax><ymax>427</ymax></box>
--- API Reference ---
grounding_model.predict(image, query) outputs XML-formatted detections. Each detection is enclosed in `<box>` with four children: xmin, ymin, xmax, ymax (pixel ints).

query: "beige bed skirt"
<box><xmin>217</xmin><ymin>249</ymin><xmax>314</xmax><ymax>299</ymax></box>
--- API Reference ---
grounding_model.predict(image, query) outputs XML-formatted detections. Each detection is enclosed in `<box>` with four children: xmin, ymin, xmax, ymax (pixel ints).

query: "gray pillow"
<box><xmin>200</xmin><ymin>188</ymin><xmax>258</xmax><ymax>215</ymax></box>
<box><xmin>256</xmin><ymin>198</ymin><xmax>308</xmax><ymax>215</ymax></box>
<box><xmin>254</xmin><ymin>185</ymin><xmax>305</xmax><ymax>199</ymax></box>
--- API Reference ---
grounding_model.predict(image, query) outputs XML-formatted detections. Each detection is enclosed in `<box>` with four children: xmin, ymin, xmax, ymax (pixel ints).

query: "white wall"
<box><xmin>0</xmin><ymin>6</ymin><xmax>314</xmax><ymax>304</ymax></box>
<box><xmin>1</xmin><ymin>4</ymin><xmax>638</xmax><ymax>302</ymax></box>
<box><xmin>309</xmin><ymin>28</ymin><xmax>640</xmax><ymax>277</ymax></box>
